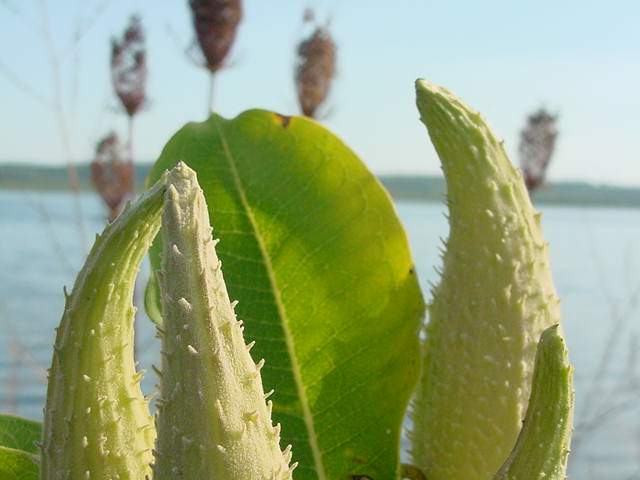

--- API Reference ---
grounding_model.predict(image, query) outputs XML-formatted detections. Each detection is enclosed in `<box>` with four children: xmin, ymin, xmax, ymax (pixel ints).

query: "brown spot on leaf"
<box><xmin>273</xmin><ymin>113</ymin><xmax>291</xmax><ymax>128</ymax></box>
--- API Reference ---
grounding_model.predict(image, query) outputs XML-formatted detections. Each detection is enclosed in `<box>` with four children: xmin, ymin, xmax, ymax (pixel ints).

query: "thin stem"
<box><xmin>127</xmin><ymin>115</ymin><xmax>134</xmax><ymax>157</ymax></box>
<box><xmin>581</xmin><ymin>245</ymin><xmax>640</xmax><ymax>425</ymax></box>
<box><xmin>207</xmin><ymin>71</ymin><xmax>215</xmax><ymax>115</ymax></box>
<box><xmin>5</xmin><ymin>351</ymin><xmax>19</xmax><ymax>413</ymax></box>
<box><xmin>126</xmin><ymin>113</ymin><xmax>141</xmax><ymax>358</ymax></box>
<box><xmin>39</xmin><ymin>0</ymin><xmax>88</xmax><ymax>252</ymax></box>
<box><xmin>0</xmin><ymin>59</ymin><xmax>52</xmax><ymax>109</ymax></box>
<box><xmin>27</xmin><ymin>196</ymin><xmax>76</xmax><ymax>274</ymax></box>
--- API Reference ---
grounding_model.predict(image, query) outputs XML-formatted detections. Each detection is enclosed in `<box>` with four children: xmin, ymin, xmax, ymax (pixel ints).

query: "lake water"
<box><xmin>1</xmin><ymin>190</ymin><xmax>639</xmax><ymax>478</ymax></box>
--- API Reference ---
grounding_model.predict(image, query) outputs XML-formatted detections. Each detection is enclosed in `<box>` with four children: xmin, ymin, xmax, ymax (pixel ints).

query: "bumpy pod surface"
<box><xmin>494</xmin><ymin>325</ymin><xmax>573</xmax><ymax>480</ymax></box>
<box><xmin>41</xmin><ymin>175</ymin><xmax>166</xmax><ymax>479</ymax></box>
<box><xmin>154</xmin><ymin>162</ymin><xmax>295</xmax><ymax>479</ymax></box>
<box><xmin>411</xmin><ymin>80</ymin><xmax>564</xmax><ymax>479</ymax></box>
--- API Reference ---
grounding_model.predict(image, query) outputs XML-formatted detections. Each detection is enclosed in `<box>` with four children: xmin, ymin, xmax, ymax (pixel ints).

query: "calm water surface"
<box><xmin>1</xmin><ymin>190</ymin><xmax>639</xmax><ymax>478</ymax></box>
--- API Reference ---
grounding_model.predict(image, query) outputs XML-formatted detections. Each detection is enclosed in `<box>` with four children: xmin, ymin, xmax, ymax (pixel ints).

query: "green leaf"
<box><xmin>494</xmin><ymin>325</ymin><xmax>573</xmax><ymax>480</ymax></box>
<box><xmin>146</xmin><ymin>111</ymin><xmax>425</xmax><ymax>480</ymax></box>
<box><xmin>0</xmin><ymin>446</ymin><xmax>38</xmax><ymax>480</ymax></box>
<box><xmin>0</xmin><ymin>414</ymin><xmax>41</xmax><ymax>455</ymax></box>
<box><xmin>410</xmin><ymin>80</ymin><xmax>564</xmax><ymax>479</ymax></box>
<box><xmin>143</xmin><ymin>260</ymin><xmax>163</xmax><ymax>325</ymax></box>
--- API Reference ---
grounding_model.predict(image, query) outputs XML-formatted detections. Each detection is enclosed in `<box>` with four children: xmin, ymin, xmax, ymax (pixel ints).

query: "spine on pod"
<box><xmin>41</xmin><ymin>174</ymin><xmax>167</xmax><ymax>480</ymax></box>
<box><xmin>153</xmin><ymin>162</ymin><xmax>295</xmax><ymax>480</ymax></box>
<box><xmin>410</xmin><ymin>80</ymin><xmax>565</xmax><ymax>479</ymax></box>
<box><xmin>494</xmin><ymin>325</ymin><xmax>573</xmax><ymax>480</ymax></box>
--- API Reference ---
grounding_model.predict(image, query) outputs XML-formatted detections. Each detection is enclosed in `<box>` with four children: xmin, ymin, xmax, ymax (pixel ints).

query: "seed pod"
<box><xmin>494</xmin><ymin>325</ymin><xmax>573</xmax><ymax>480</ymax></box>
<box><xmin>41</xmin><ymin>173</ymin><xmax>167</xmax><ymax>480</ymax></box>
<box><xmin>111</xmin><ymin>15</ymin><xmax>147</xmax><ymax>117</ymax></box>
<box><xmin>90</xmin><ymin>132</ymin><xmax>134</xmax><ymax>221</ymax></box>
<box><xmin>410</xmin><ymin>80</ymin><xmax>564</xmax><ymax>480</ymax></box>
<box><xmin>154</xmin><ymin>162</ymin><xmax>294</xmax><ymax>479</ymax></box>
<box><xmin>295</xmin><ymin>25</ymin><xmax>336</xmax><ymax>118</ymax></box>
<box><xmin>189</xmin><ymin>0</ymin><xmax>243</xmax><ymax>72</ymax></box>
<box><xmin>519</xmin><ymin>108</ymin><xmax>558</xmax><ymax>193</ymax></box>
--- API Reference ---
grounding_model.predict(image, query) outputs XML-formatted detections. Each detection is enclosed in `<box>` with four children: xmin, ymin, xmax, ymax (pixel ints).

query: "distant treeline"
<box><xmin>0</xmin><ymin>163</ymin><xmax>151</xmax><ymax>192</ymax></box>
<box><xmin>380</xmin><ymin>175</ymin><xmax>640</xmax><ymax>208</ymax></box>
<box><xmin>1</xmin><ymin>163</ymin><xmax>639</xmax><ymax>209</ymax></box>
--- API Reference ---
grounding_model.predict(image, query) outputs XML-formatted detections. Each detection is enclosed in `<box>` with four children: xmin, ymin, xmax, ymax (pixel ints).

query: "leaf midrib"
<box><xmin>213</xmin><ymin>118</ymin><xmax>327</xmax><ymax>480</ymax></box>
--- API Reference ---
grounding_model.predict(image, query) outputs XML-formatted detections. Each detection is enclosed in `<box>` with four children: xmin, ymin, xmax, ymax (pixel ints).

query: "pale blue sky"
<box><xmin>1</xmin><ymin>0</ymin><xmax>639</xmax><ymax>185</ymax></box>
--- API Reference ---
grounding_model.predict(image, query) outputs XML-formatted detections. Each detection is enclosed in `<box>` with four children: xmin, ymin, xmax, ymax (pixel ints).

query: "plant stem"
<box><xmin>39</xmin><ymin>0</ymin><xmax>88</xmax><ymax>253</ymax></box>
<box><xmin>127</xmin><ymin>115</ymin><xmax>135</xmax><ymax>170</ymax></box>
<box><xmin>207</xmin><ymin>71</ymin><xmax>215</xmax><ymax>114</ymax></box>
<box><xmin>126</xmin><ymin>113</ymin><xmax>141</xmax><ymax>359</ymax></box>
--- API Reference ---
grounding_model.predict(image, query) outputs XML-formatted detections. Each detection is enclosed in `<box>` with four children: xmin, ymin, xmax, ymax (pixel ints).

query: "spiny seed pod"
<box><xmin>494</xmin><ymin>325</ymin><xmax>574</xmax><ymax>480</ymax></box>
<box><xmin>189</xmin><ymin>0</ymin><xmax>242</xmax><ymax>72</ymax></box>
<box><xmin>153</xmin><ymin>162</ymin><xmax>295</xmax><ymax>479</ymax></box>
<box><xmin>295</xmin><ymin>25</ymin><xmax>336</xmax><ymax>118</ymax></box>
<box><xmin>410</xmin><ymin>80</ymin><xmax>565</xmax><ymax>480</ymax></box>
<box><xmin>90</xmin><ymin>132</ymin><xmax>134</xmax><ymax>221</ymax></box>
<box><xmin>41</xmin><ymin>173</ymin><xmax>167</xmax><ymax>480</ymax></box>
<box><xmin>111</xmin><ymin>15</ymin><xmax>147</xmax><ymax>117</ymax></box>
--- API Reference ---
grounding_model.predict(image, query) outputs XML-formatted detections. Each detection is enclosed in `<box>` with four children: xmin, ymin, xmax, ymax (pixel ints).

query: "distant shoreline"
<box><xmin>1</xmin><ymin>163</ymin><xmax>640</xmax><ymax>209</ymax></box>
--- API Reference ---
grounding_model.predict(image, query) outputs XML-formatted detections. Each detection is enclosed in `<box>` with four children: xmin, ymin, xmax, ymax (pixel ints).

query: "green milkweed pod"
<box><xmin>494</xmin><ymin>325</ymin><xmax>574</xmax><ymax>480</ymax></box>
<box><xmin>153</xmin><ymin>162</ymin><xmax>295</xmax><ymax>479</ymax></box>
<box><xmin>410</xmin><ymin>80</ymin><xmax>567</xmax><ymax>479</ymax></box>
<box><xmin>41</xmin><ymin>174</ymin><xmax>167</xmax><ymax>480</ymax></box>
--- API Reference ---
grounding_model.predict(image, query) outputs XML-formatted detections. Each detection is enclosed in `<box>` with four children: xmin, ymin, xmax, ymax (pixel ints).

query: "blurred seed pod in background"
<box><xmin>90</xmin><ymin>132</ymin><xmax>134</xmax><ymax>221</ymax></box>
<box><xmin>189</xmin><ymin>0</ymin><xmax>243</xmax><ymax>72</ymax></box>
<box><xmin>111</xmin><ymin>15</ymin><xmax>147</xmax><ymax>118</ymax></box>
<box><xmin>519</xmin><ymin>108</ymin><xmax>559</xmax><ymax>193</ymax></box>
<box><xmin>295</xmin><ymin>14</ymin><xmax>336</xmax><ymax>119</ymax></box>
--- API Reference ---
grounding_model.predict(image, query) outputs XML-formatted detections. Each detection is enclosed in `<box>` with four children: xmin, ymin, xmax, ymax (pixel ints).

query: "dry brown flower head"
<box><xmin>519</xmin><ymin>109</ymin><xmax>558</xmax><ymax>193</ymax></box>
<box><xmin>295</xmin><ymin>24</ymin><xmax>336</xmax><ymax>118</ymax></box>
<box><xmin>111</xmin><ymin>15</ymin><xmax>147</xmax><ymax>117</ymax></box>
<box><xmin>189</xmin><ymin>0</ymin><xmax>242</xmax><ymax>72</ymax></box>
<box><xmin>91</xmin><ymin>133</ymin><xmax>134</xmax><ymax>221</ymax></box>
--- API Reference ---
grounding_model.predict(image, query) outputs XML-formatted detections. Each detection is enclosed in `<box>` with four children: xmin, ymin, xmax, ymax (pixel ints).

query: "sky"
<box><xmin>1</xmin><ymin>0</ymin><xmax>639</xmax><ymax>186</ymax></box>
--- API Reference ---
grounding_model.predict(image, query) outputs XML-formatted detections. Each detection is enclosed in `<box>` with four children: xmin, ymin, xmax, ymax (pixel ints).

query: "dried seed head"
<box><xmin>90</xmin><ymin>132</ymin><xmax>134</xmax><ymax>221</ymax></box>
<box><xmin>189</xmin><ymin>0</ymin><xmax>243</xmax><ymax>72</ymax></box>
<box><xmin>295</xmin><ymin>19</ymin><xmax>336</xmax><ymax>118</ymax></box>
<box><xmin>518</xmin><ymin>109</ymin><xmax>558</xmax><ymax>193</ymax></box>
<box><xmin>111</xmin><ymin>15</ymin><xmax>147</xmax><ymax>117</ymax></box>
